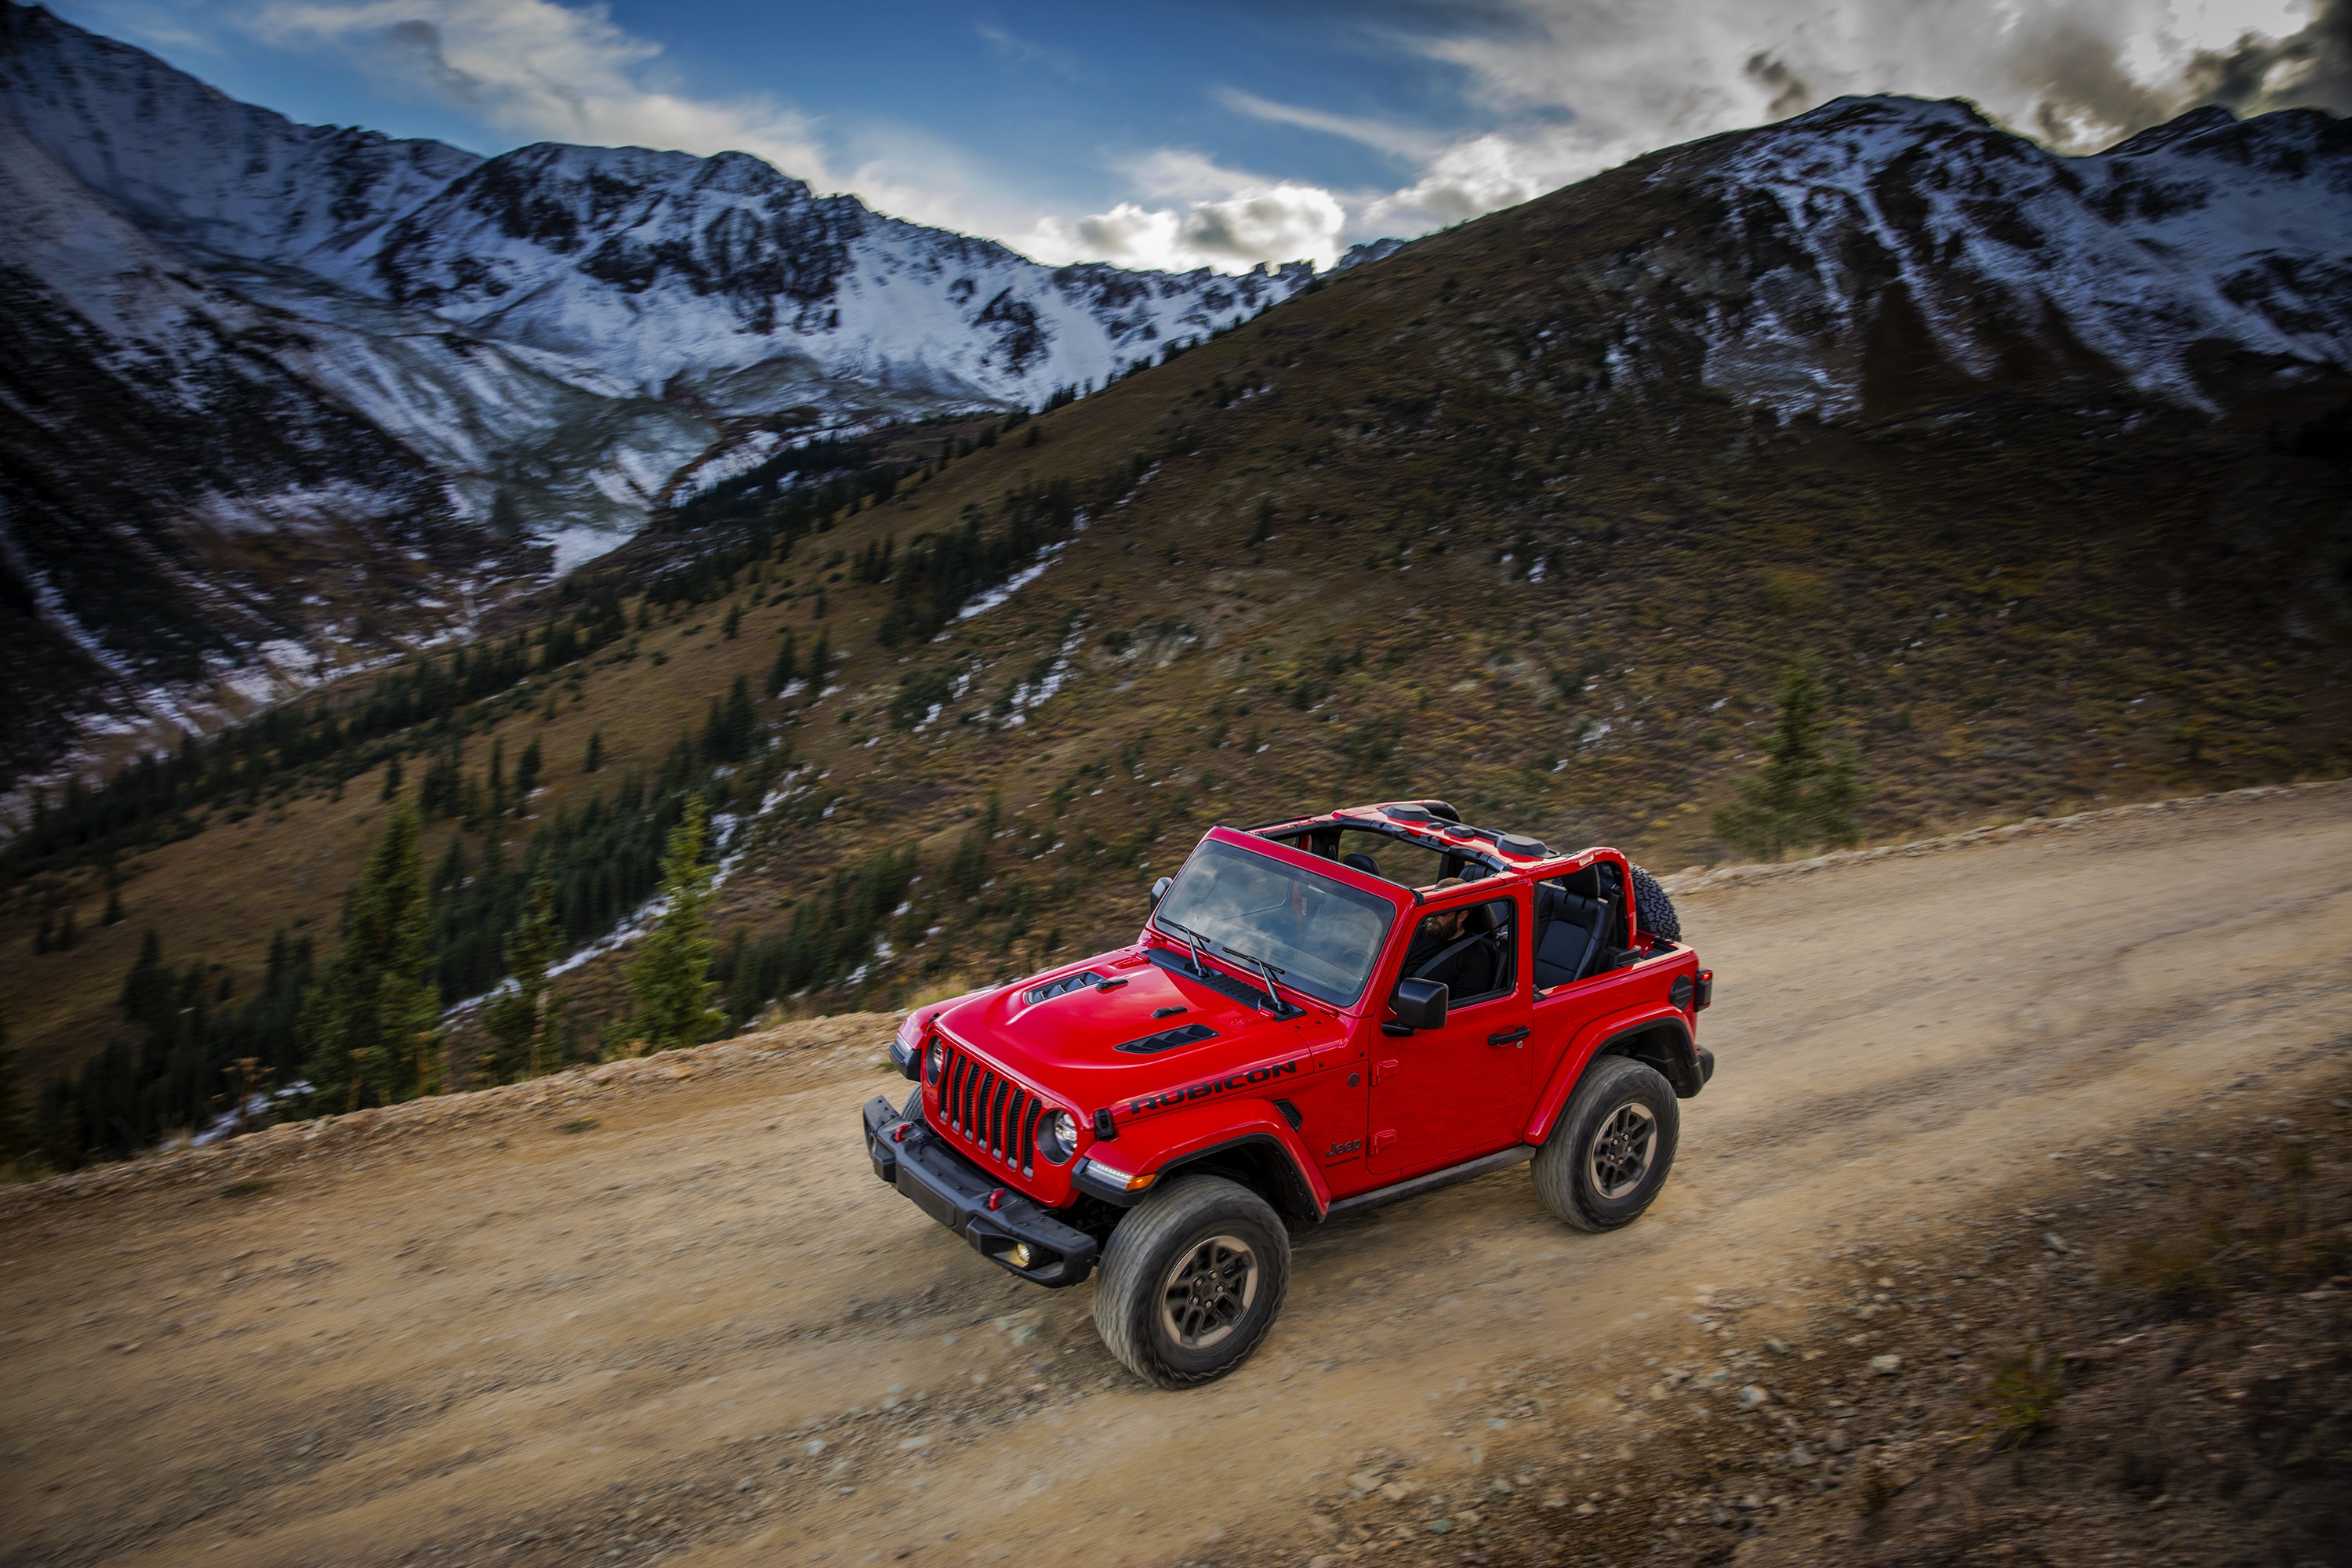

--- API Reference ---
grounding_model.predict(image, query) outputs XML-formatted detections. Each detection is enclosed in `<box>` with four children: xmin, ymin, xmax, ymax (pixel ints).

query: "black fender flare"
<box><xmin>1157</xmin><ymin>1133</ymin><xmax>1327</xmax><ymax>1225</ymax></box>
<box><xmin>1599</xmin><ymin>1016</ymin><xmax>1710</xmax><ymax>1099</ymax></box>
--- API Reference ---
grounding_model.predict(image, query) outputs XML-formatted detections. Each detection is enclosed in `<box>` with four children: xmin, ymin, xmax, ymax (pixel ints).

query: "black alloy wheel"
<box><xmin>1532</xmin><ymin>1054</ymin><xmax>1680</xmax><ymax>1232</ymax></box>
<box><xmin>1094</xmin><ymin>1175</ymin><xmax>1290</xmax><ymax>1388</ymax></box>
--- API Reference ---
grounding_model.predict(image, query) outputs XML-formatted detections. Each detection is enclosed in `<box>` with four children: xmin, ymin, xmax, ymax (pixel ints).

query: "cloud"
<box><xmin>250</xmin><ymin>0</ymin><xmax>837</xmax><ymax>181</ymax></box>
<box><xmin>2182</xmin><ymin>0</ymin><xmax>2352</xmax><ymax>113</ymax></box>
<box><xmin>1027</xmin><ymin>183</ymin><xmax>1348</xmax><ymax>272</ymax></box>
<box><xmin>1213</xmin><ymin>87</ymin><xmax>1445</xmax><ymax>159</ymax></box>
<box><xmin>1017</xmin><ymin>146</ymin><xmax>1350</xmax><ymax>272</ymax></box>
<box><xmin>975</xmin><ymin>19</ymin><xmax>1091</xmax><ymax>82</ymax></box>
<box><xmin>1337</xmin><ymin>0</ymin><xmax>2350</xmax><ymax>241</ymax></box>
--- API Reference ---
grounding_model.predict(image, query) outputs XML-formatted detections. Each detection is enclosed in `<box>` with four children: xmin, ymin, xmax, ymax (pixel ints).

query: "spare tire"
<box><xmin>1629</xmin><ymin>865</ymin><xmax>1681</xmax><ymax>942</ymax></box>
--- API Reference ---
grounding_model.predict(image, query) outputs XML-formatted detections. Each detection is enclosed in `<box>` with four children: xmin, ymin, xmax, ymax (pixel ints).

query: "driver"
<box><xmin>1403</xmin><ymin>880</ymin><xmax>1497</xmax><ymax>998</ymax></box>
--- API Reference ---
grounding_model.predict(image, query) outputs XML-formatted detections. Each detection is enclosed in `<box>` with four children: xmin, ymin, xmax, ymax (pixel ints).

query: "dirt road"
<box><xmin>6</xmin><ymin>784</ymin><xmax>2350</xmax><ymax>1568</ymax></box>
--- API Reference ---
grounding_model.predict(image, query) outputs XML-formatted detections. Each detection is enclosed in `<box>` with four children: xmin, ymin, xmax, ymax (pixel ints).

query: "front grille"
<box><xmin>933</xmin><ymin>1036</ymin><xmax>1046</xmax><ymax>1178</ymax></box>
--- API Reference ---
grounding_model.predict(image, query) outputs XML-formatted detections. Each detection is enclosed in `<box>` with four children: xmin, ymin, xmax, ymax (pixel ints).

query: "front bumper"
<box><xmin>862</xmin><ymin>1095</ymin><xmax>1100</xmax><ymax>1288</ymax></box>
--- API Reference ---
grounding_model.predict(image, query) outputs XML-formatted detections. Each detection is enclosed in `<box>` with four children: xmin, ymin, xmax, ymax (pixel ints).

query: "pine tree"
<box><xmin>723</xmin><ymin>604</ymin><xmax>742</xmax><ymax>640</ymax></box>
<box><xmin>583</xmin><ymin>731</ymin><xmax>604</xmax><ymax>773</ymax></box>
<box><xmin>481</xmin><ymin>873</ymin><xmax>562</xmax><ymax>1083</ymax></box>
<box><xmin>625</xmin><ymin>798</ymin><xmax>724</xmax><ymax>1054</ymax></box>
<box><xmin>381</xmin><ymin>753</ymin><xmax>405</xmax><ymax>802</ymax></box>
<box><xmin>703</xmin><ymin>676</ymin><xmax>760</xmax><ymax>763</ymax></box>
<box><xmin>809</xmin><ymin>627</ymin><xmax>831</xmax><ymax>689</ymax></box>
<box><xmin>488</xmin><ymin>736</ymin><xmax>508</xmax><ymax>819</ymax></box>
<box><xmin>516</xmin><ymin>737</ymin><xmax>543</xmax><ymax>801</ymax></box>
<box><xmin>119</xmin><ymin>928</ymin><xmax>169</xmax><ymax>1026</ymax></box>
<box><xmin>299</xmin><ymin>807</ymin><xmax>441</xmax><ymax>1109</ymax></box>
<box><xmin>102</xmin><ymin>884</ymin><xmax>122</xmax><ymax>926</ymax></box>
<box><xmin>1711</xmin><ymin>662</ymin><xmax>1864</xmax><ymax>862</ymax></box>
<box><xmin>767</xmin><ymin>631</ymin><xmax>798</xmax><ymax>698</ymax></box>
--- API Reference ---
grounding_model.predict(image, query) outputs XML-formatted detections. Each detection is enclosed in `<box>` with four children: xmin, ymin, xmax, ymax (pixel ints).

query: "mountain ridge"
<box><xmin>0</xmin><ymin>2</ymin><xmax>1315</xmax><ymax>786</ymax></box>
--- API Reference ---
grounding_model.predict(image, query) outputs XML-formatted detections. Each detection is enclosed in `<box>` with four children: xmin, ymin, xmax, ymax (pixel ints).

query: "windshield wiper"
<box><xmin>1224</xmin><ymin>946</ymin><xmax>1291</xmax><ymax>1015</ymax></box>
<box><xmin>1155</xmin><ymin>916</ymin><xmax>1213</xmax><ymax>977</ymax></box>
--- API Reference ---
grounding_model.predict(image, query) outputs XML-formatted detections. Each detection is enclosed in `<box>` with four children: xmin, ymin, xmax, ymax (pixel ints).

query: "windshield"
<box><xmin>1152</xmin><ymin>839</ymin><xmax>1396</xmax><ymax>1007</ymax></box>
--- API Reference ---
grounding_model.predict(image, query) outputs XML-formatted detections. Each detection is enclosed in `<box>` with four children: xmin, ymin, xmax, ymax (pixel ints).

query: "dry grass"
<box><xmin>1972</xmin><ymin>1347</ymin><xmax>2064</xmax><ymax>1450</ymax></box>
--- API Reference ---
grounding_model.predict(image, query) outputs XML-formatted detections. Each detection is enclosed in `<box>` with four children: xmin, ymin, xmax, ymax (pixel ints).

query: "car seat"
<box><xmin>1341</xmin><ymin>851</ymin><xmax>1381</xmax><ymax>877</ymax></box>
<box><xmin>1533</xmin><ymin>877</ymin><xmax>1611</xmax><ymax>989</ymax></box>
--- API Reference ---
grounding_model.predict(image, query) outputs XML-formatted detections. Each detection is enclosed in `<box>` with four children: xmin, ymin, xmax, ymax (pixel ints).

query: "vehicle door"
<box><xmin>1365</xmin><ymin>887</ymin><xmax>1533</xmax><ymax>1178</ymax></box>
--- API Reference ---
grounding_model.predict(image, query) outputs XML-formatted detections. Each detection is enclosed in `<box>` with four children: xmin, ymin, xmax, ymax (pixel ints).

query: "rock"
<box><xmin>1788</xmin><ymin>1445</ymin><xmax>1815</xmax><ymax>1466</ymax></box>
<box><xmin>1737</xmin><ymin>1385</ymin><xmax>1769</xmax><ymax>1410</ymax></box>
<box><xmin>1348</xmin><ymin>1470</ymin><xmax>1383</xmax><ymax>1494</ymax></box>
<box><xmin>1380</xmin><ymin>1481</ymin><xmax>1416</xmax><ymax>1503</ymax></box>
<box><xmin>1427</xmin><ymin>1519</ymin><xmax>1454</xmax><ymax>1534</ymax></box>
<box><xmin>1765</xmin><ymin>1338</ymin><xmax>1791</xmax><ymax>1355</ymax></box>
<box><xmin>1869</xmin><ymin>1354</ymin><xmax>1903</xmax><ymax>1376</ymax></box>
<box><xmin>1823</xmin><ymin>1429</ymin><xmax>1851</xmax><ymax>1454</ymax></box>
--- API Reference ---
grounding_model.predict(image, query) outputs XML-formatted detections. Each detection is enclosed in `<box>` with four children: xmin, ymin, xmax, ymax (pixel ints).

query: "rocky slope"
<box><xmin>0</xmin><ymin>2</ymin><xmax>1307</xmax><ymax>784</ymax></box>
<box><xmin>1666</xmin><ymin>96</ymin><xmax>2352</xmax><ymax>417</ymax></box>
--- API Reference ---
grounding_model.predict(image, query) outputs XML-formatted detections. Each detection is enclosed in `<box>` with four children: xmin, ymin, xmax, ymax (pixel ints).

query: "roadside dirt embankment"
<box><xmin>4</xmin><ymin>782</ymin><xmax>2347</xmax><ymax>1568</ymax></box>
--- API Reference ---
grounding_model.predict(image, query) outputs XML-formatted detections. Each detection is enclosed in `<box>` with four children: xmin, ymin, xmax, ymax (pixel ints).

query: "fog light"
<box><xmin>1005</xmin><ymin>1242</ymin><xmax>1034</xmax><ymax>1268</ymax></box>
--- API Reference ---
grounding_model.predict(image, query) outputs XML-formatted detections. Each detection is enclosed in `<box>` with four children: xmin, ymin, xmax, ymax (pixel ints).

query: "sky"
<box><xmin>49</xmin><ymin>0</ymin><xmax>2352</xmax><ymax>273</ymax></box>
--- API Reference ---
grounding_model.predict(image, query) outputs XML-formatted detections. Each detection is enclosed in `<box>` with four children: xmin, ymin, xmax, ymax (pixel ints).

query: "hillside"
<box><xmin>5</xmin><ymin>91</ymin><xmax>2351</xmax><ymax>1150</ymax></box>
<box><xmin>0</xmin><ymin>2</ymin><xmax>1309</xmax><ymax>782</ymax></box>
<box><xmin>4</xmin><ymin>784</ymin><xmax>2347</xmax><ymax>1566</ymax></box>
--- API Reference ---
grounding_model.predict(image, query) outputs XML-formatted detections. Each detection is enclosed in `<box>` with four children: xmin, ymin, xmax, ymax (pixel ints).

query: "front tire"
<box><xmin>1093</xmin><ymin>1176</ymin><xmax>1290</xmax><ymax>1388</ymax></box>
<box><xmin>1532</xmin><ymin>1055</ymin><xmax>1679</xmax><ymax>1232</ymax></box>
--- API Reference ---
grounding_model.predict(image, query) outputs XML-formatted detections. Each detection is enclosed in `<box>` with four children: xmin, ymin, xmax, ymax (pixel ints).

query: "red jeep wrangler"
<box><xmin>862</xmin><ymin>799</ymin><xmax>1715</xmax><ymax>1387</ymax></box>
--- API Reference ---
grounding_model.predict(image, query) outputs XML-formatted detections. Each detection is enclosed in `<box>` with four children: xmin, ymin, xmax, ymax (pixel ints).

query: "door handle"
<box><xmin>1487</xmin><ymin>1026</ymin><xmax>1530</xmax><ymax>1046</ymax></box>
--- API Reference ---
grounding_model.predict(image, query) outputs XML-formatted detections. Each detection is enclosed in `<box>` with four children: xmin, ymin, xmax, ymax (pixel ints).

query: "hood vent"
<box><xmin>1023</xmin><ymin>970</ymin><xmax>1105</xmax><ymax>1006</ymax></box>
<box><xmin>1115</xmin><ymin>1022</ymin><xmax>1220</xmax><ymax>1055</ymax></box>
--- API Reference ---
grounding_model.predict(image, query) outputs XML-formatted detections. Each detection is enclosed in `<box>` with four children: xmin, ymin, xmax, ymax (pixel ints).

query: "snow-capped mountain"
<box><xmin>2</xmin><ymin>0</ymin><xmax>2345</xmax><ymax>791</ymax></box>
<box><xmin>1649</xmin><ymin>96</ymin><xmax>2352</xmax><ymax>417</ymax></box>
<box><xmin>0</xmin><ymin>2</ymin><xmax>1307</xmax><ymax>782</ymax></box>
<box><xmin>0</xmin><ymin>5</ymin><xmax>1302</xmax><ymax>416</ymax></box>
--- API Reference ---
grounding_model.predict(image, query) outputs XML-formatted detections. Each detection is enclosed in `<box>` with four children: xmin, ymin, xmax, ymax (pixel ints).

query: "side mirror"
<box><xmin>1389</xmin><ymin>977</ymin><xmax>1449</xmax><ymax>1032</ymax></box>
<box><xmin>1149</xmin><ymin>876</ymin><xmax>1172</xmax><ymax>907</ymax></box>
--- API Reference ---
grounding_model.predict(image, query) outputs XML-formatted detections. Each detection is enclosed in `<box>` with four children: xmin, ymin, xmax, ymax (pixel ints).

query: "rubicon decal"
<box><xmin>1126</xmin><ymin>1058</ymin><xmax>1299</xmax><ymax>1116</ymax></box>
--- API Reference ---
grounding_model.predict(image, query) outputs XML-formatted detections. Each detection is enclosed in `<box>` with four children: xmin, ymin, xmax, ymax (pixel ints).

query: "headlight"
<box><xmin>924</xmin><ymin>1037</ymin><xmax>944</xmax><ymax>1082</ymax></box>
<box><xmin>1038</xmin><ymin>1109</ymin><xmax>1079</xmax><ymax>1163</ymax></box>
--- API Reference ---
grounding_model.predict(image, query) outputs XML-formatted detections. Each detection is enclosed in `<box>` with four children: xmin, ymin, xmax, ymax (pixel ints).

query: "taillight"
<box><xmin>1695</xmin><ymin>969</ymin><xmax>1714</xmax><ymax>1011</ymax></box>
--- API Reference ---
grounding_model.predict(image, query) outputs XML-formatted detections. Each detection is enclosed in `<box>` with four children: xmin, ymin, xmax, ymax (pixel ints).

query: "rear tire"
<box><xmin>1630</xmin><ymin>865</ymin><xmax>1681</xmax><ymax>942</ymax></box>
<box><xmin>1533</xmin><ymin>1055</ymin><xmax>1679</xmax><ymax>1232</ymax></box>
<box><xmin>1093</xmin><ymin>1176</ymin><xmax>1290</xmax><ymax>1388</ymax></box>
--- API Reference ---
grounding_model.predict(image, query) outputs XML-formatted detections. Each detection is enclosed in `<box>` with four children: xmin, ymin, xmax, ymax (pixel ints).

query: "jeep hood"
<box><xmin>936</xmin><ymin>948</ymin><xmax>1339</xmax><ymax>1105</ymax></box>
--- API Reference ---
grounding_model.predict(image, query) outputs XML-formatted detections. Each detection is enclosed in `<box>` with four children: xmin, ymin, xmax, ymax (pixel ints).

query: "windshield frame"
<box><xmin>1148</xmin><ymin>829</ymin><xmax>1408</xmax><ymax>1010</ymax></box>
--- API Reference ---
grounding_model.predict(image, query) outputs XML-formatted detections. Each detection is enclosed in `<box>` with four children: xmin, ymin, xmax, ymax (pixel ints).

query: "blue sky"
<box><xmin>51</xmin><ymin>0</ymin><xmax>2340</xmax><ymax>271</ymax></box>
